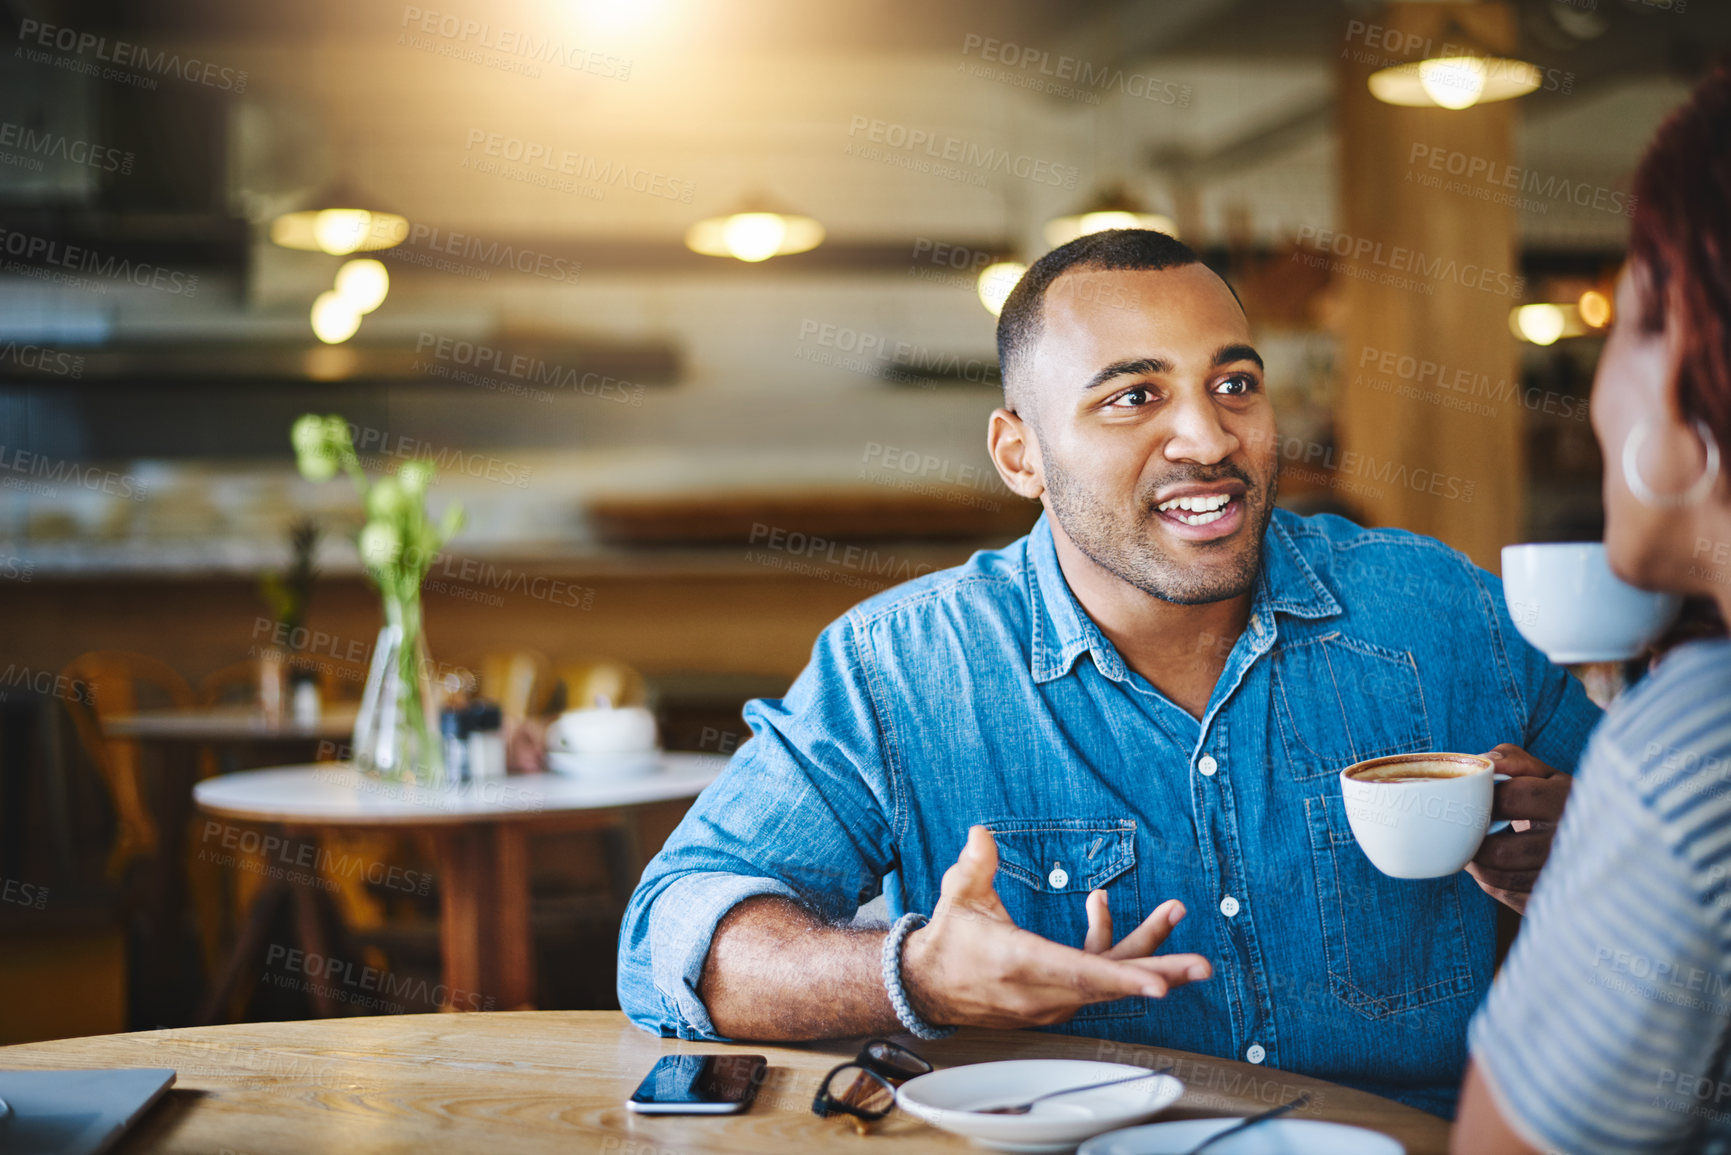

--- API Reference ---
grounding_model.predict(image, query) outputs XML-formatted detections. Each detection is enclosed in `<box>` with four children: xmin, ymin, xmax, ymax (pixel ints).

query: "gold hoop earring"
<box><xmin>1622</xmin><ymin>417</ymin><xmax>1722</xmax><ymax>509</ymax></box>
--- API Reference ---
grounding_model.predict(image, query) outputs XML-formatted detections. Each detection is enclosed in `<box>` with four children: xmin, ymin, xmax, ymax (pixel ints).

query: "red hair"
<box><xmin>1629</xmin><ymin>61</ymin><xmax>1731</xmax><ymax>460</ymax></box>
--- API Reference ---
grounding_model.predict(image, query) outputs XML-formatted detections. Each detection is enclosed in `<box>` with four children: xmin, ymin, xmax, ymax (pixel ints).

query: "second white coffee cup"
<box><xmin>1340</xmin><ymin>752</ymin><xmax>1510</xmax><ymax>879</ymax></box>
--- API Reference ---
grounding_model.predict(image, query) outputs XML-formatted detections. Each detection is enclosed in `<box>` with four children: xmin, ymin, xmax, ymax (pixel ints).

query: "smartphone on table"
<box><xmin>626</xmin><ymin>1054</ymin><xmax>769</xmax><ymax>1115</ymax></box>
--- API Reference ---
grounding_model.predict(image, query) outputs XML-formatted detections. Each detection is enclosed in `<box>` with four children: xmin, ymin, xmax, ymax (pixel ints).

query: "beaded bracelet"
<box><xmin>881</xmin><ymin>912</ymin><xmax>956</xmax><ymax>1040</ymax></box>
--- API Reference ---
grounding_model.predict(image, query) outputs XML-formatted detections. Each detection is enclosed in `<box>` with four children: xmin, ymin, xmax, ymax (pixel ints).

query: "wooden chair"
<box><xmin>480</xmin><ymin>651</ymin><xmax>555</xmax><ymax>722</ymax></box>
<box><xmin>552</xmin><ymin>659</ymin><xmax>648</xmax><ymax>713</ymax></box>
<box><xmin>58</xmin><ymin>651</ymin><xmax>196</xmax><ymax>880</ymax></box>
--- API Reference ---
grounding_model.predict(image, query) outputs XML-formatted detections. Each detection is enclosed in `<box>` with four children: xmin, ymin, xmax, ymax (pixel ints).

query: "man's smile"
<box><xmin>1151</xmin><ymin>481</ymin><xmax>1248</xmax><ymax>541</ymax></box>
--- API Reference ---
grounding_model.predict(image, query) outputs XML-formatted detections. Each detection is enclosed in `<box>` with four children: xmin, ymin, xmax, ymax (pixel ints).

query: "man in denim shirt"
<box><xmin>616</xmin><ymin>230</ymin><xmax>1601</xmax><ymax>1117</ymax></box>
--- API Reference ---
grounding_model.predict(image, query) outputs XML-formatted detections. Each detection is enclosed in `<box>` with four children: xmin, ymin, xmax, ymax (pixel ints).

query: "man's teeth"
<box><xmin>1157</xmin><ymin>494</ymin><xmax>1233</xmax><ymax>525</ymax></box>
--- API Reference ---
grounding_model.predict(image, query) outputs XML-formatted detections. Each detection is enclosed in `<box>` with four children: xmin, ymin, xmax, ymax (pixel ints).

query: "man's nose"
<box><xmin>1163</xmin><ymin>394</ymin><xmax>1239</xmax><ymax>464</ymax></box>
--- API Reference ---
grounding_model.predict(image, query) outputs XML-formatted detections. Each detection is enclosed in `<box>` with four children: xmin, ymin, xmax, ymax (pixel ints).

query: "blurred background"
<box><xmin>0</xmin><ymin>0</ymin><xmax>1723</xmax><ymax>1043</ymax></box>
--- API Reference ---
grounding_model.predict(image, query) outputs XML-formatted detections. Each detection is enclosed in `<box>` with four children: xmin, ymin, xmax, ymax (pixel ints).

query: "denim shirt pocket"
<box><xmin>1271</xmin><ymin>632</ymin><xmax>1434</xmax><ymax>781</ymax></box>
<box><xmin>982</xmin><ymin>818</ymin><xmax>1144</xmax><ymax>1022</ymax></box>
<box><xmin>1302</xmin><ymin>794</ymin><xmax>1477</xmax><ymax>1019</ymax></box>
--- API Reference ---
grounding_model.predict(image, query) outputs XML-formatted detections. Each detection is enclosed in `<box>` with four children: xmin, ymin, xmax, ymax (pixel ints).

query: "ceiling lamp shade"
<box><xmin>271</xmin><ymin>179</ymin><xmax>409</xmax><ymax>255</ymax></box>
<box><xmin>1369</xmin><ymin>54</ymin><xmax>1540</xmax><ymax>109</ymax></box>
<box><xmin>1044</xmin><ymin>185</ymin><xmax>1175</xmax><ymax>249</ymax></box>
<box><xmin>685</xmin><ymin>201</ymin><xmax>825</xmax><ymax>262</ymax></box>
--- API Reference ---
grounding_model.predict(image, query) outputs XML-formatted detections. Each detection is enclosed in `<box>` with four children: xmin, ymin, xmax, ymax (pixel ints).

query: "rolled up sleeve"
<box><xmin>616</xmin><ymin>614</ymin><xmax>898</xmax><ymax>1039</ymax></box>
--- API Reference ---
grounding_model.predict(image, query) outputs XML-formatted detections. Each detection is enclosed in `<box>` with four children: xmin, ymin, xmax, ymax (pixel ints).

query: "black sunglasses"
<box><xmin>811</xmin><ymin>1039</ymin><xmax>934</xmax><ymax>1127</ymax></box>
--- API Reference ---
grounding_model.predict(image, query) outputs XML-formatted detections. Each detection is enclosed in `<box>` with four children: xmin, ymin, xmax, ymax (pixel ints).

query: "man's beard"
<box><xmin>1043</xmin><ymin>454</ymin><xmax>1279</xmax><ymax>606</ymax></box>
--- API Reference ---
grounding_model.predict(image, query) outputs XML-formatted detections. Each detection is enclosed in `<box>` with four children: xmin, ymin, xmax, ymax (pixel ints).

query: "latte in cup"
<box><xmin>1339</xmin><ymin>753</ymin><xmax>1510</xmax><ymax>879</ymax></box>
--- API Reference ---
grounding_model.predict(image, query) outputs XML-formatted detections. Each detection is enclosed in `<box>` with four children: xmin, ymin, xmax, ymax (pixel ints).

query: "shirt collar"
<box><xmin>1026</xmin><ymin>510</ymin><xmax>1342</xmax><ymax>685</ymax></box>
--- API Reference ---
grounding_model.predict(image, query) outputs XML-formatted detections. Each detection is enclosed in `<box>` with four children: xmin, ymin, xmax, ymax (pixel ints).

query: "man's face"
<box><xmin>1017</xmin><ymin>263</ymin><xmax>1279</xmax><ymax>605</ymax></box>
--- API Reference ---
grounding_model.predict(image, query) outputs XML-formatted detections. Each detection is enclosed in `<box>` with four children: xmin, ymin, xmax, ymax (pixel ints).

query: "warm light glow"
<box><xmin>311</xmin><ymin>291</ymin><xmax>362</xmax><ymax>344</ymax></box>
<box><xmin>1369</xmin><ymin>56</ymin><xmax>1540</xmax><ymax>108</ymax></box>
<box><xmin>271</xmin><ymin>209</ymin><xmax>409</xmax><ymax>254</ymax></box>
<box><xmin>1418</xmin><ymin>56</ymin><xmax>1489</xmax><ymax>110</ymax></box>
<box><xmin>335</xmin><ymin>259</ymin><xmax>390</xmax><ymax>313</ymax></box>
<box><xmin>570</xmin><ymin>0</ymin><xmax>665</xmax><ymax>33</ymax></box>
<box><xmin>977</xmin><ymin>261</ymin><xmax>1027</xmax><ymax>317</ymax></box>
<box><xmin>1043</xmin><ymin>210</ymin><xmax>1176</xmax><ymax>249</ymax></box>
<box><xmin>722</xmin><ymin>213</ymin><xmax>788</xmax><ymax>262</ymax></box>
<box><xmin>685</xmin><ymin>212</ymin><xmax>825</xmax><ymax>262</ymax></box>
<box><xmin>1578</xmin><ymin>289</ymin><xmax>1612</xmax><ymax>329</ymax></box>
<box><xmin>314</xmin><ymin>209</ymin><xmax>375</xmax><ymax>255</ymax></box>
<box><xmin>1511</xmin><ymin>304</ymin><xmax>1568</xmax><ymax>346</ymax></box>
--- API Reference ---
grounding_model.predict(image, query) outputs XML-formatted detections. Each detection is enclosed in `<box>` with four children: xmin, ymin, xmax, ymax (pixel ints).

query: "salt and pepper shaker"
<box><xmin>441</xmin><ymin>699</ymin><xmax>505</xmax><ymax>782</ymax></box>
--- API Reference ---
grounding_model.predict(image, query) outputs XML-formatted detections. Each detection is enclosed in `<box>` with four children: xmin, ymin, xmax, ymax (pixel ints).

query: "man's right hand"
<box><xmin>900</xmin><ymin>825</ymin><xmax>1213</xmax><ymax>1029</ymax></box>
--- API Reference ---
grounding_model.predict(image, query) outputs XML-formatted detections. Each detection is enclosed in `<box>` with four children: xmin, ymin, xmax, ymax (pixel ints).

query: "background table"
<box><xmin>192</xmin><ymin>758</ymin><xmax>726</xmax><ymax>1016</ymax></box>
<box><xmin>104</xmin><ymin>704</ymin><xmax>359</xmax><ymax>743</ymax></box>
<box><xmin>0</xmin><ymin>1010</ymin><xmax>1452</xmax><ymax>1153</ymax></box>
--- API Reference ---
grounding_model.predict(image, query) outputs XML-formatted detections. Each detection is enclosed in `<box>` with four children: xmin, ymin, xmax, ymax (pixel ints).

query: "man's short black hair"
<box><xmin>995</xmin><ymin>228</ymin><xmax>1236</xmax><ymax>419</ymax></box>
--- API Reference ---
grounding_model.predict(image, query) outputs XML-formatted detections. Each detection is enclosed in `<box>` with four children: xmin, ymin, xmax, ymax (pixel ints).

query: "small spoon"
<box><xmin>1182</xmin><ymin>1092</ymin><xmax>1310</xmax><ymax>1155</ymax></box>
<box><xmin>971</xmin><ymin>1070</ymin><xmax>1166</xmax><ymax>1115</ymax></box>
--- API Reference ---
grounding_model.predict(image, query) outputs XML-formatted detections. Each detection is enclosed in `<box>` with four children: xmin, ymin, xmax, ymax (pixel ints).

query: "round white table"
<box><xmin>192</xmin><ymin>756</ymin><xmax>727</xmax><ymax>1016</ymax></box>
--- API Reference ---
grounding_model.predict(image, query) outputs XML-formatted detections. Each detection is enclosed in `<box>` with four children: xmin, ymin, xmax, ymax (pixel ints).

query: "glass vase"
<box><xmin>352</xmin><ymin>591</ymin><xmax>444</xmax><ymax>785</ymax></box>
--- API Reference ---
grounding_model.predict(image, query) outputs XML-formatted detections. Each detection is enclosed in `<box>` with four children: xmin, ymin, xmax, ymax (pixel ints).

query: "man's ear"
<box><xmin>988</xmin><ymin>407</ymin><xmax>1045</xmax><ymax>500</ymax></box>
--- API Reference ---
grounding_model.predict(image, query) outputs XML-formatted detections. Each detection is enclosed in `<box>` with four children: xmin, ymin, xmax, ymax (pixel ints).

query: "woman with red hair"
<box><xmin>1454</xmin><ymin>64</ymin><xmax>1731</xmax><ymax>1154</ymax></box>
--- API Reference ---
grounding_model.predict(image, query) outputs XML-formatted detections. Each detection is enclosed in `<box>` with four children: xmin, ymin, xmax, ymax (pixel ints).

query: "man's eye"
<box><xmin>1109</xmin><ymin>386</ymin><xmax>1153</xmax><ymax>408</ymax></box>
<box><xmin>1218</xmin><ymin>374</ymin><xmax>1258</xmax><ymax>396</ymax></box>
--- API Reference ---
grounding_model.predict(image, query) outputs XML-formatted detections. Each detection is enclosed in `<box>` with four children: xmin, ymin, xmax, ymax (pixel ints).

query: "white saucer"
<box><xmin>545</xmin><ymin>750</ymin><xmax>661</xmax><ymax>778</ymax></box>
<box><xmin>1079</xmin><ymin>1117</ymin><xmax>1405</xmax><ymax>1154</ymax></box>
<box><xmin>896</xmin><ymin>1060</ymin><xmax>1182</xmax><ymax>1153</ymax></box>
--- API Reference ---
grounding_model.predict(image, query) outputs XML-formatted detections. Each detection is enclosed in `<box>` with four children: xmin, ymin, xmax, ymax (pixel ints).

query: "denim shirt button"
<box><xmin>1246</xmin><ymin>1044</ymin><xmax>1266</xmax><ymax>1065</ymax></box>
<box><xmin>1048</xmin><ymin>865</ymin><xmax>1069</xmax><ymax>889</ymax></box>
<box><xmin>1219</xmin><ymin>895</ymin><xmax>1240</xmax><ymax>918</ymax></box>
<box><xmin>1197</xmin><ymin>755</ymin><xmax>1218</xmax><ymax>776</ymax></box>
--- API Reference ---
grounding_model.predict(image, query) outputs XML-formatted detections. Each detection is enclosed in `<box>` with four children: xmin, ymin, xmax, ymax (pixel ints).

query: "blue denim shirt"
<box><xmin>618</xmin><ymin>510</ymin><xmax>1601</xmax><ymax>1117</ymax></box>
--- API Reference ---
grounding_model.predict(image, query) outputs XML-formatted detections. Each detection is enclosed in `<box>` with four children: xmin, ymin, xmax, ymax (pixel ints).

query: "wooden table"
<box><xmin>193</xmin><ymin>759</ymin><xmax>726</xmax><ymax>1016</ymax></box>
<box><xmin>104</xmin><ymin>704</ymin><xmax>359</xmax><ymax>743</ymax></box>
<box><xmin>0</xmin><ymin>1011</ymin><xmax>1451</xmax><ymax>1153</ymax></box>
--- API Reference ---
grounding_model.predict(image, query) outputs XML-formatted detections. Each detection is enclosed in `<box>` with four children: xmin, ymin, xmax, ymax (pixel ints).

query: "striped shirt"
<box><xmin>1470</xmin><ymin>638</ymin><xmax>1731</xmax><ymax>1154</ymax></box>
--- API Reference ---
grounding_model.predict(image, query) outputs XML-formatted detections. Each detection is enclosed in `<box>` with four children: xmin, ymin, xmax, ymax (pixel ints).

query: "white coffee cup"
<box><xmin>547</xmin><ymin>705</ymin><xmax>658</xmax><ymax>756</ymax></box>
<box><xmin>1339</xmin><ymin>753</ymin><xmax>1510</xmax><ymax>879</ymax></box>
<box><xmin>1500</xmin><ymin>542</ymin><xmax>1681</xmax><ymax>663</ymax></box>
